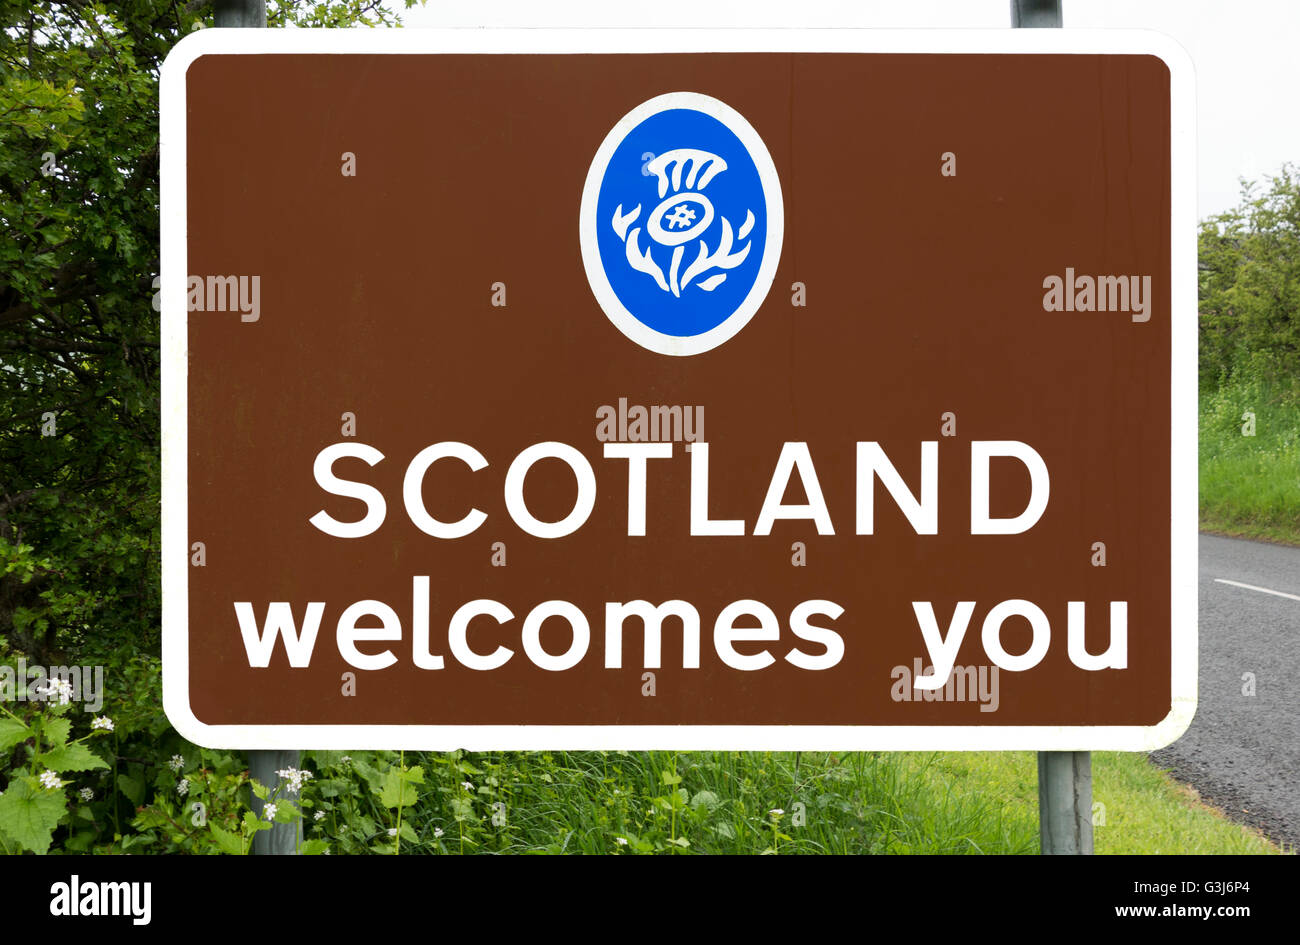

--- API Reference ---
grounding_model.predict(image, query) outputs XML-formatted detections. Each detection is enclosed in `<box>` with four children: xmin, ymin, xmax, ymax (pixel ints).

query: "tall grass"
<box><xmin>301</xmin><ymin>748</ymin><xmax>1279</xmax><ymax>855</ymax></box>
<box><xmin>1200</xmin><ymin>374</ymin><xmax>1300</xmax><ymax>544</ymax></box>
<box><xmin>305</xmin><ymin>749</ymin><xmax>1034</xmax><ymax>855</ymax></box>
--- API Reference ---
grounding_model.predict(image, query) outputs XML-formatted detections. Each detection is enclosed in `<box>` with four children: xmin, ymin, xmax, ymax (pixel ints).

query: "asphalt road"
<box><xmin>1149</xmin><ymin>533</ymin><xmax>1300</xmax><ymax>850</ymax></box>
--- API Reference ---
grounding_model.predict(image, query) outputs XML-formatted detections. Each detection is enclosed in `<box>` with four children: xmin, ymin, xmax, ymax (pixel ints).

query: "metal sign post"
<box><xmin>1011</xmin><ymin>0</ymin><xmax>1063</xmax><ymax>29</ymax></box>
<box><xmin>214</xmin><ymin>0</ymin><xmax>265</xmax><ymax>29</ymax></box>
<box><xmin>1038</xmin><ymin>750</ymin><xmax>1094</xmax><ymax>855</ymax></box>
<box><xmin>212</xmin><ymin>0</ymin><xmax>297</xmax><ymax>856</ymax></box>
<box><xmin>1011</xmin><ymin>0</ymin><xmax>1094</xmax><ymax>857</ymax></box>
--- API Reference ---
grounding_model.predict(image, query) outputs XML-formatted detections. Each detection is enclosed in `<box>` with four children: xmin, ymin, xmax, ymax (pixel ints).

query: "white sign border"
<box><xmin>161</xmin><ymin>26</ymin><xmax>1197</xmax><ymax>751</ymax></box>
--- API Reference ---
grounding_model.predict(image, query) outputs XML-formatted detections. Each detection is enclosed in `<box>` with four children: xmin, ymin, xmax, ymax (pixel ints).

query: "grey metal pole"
<box><xmin>1010</xmin><ymin>0</ymin><xmax>1094</xmax><ymax>856</ymax></box>
<box><xmin>249</xmin><ymin>749</ymin><xmax>302</xmax><ymax>854</ymax></box>
<box><xmin>214</xmin><ymin>0</ymin><xmax>266</xmax><ymax>29</ymax></box>
<box><xmin>1037</xmin><ymin>751</ymin><xmax>1094</xmax><ymax>854</ymax></box>
<box><xmin>210</xmin><ymin>0</ymin><xmax>296</xmax><ymax>856</ymax></box>
<box><xmin>1010</xmin><ymin>0</ymin><xmax>1063</xmax><ymax>28</ymax></box>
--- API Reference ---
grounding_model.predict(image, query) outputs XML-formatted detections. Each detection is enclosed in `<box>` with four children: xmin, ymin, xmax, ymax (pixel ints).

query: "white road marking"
<box><xmin>1214</xmin><ymin>578</ymin><xmax>1300</xmax><ymax>602</ymax></box>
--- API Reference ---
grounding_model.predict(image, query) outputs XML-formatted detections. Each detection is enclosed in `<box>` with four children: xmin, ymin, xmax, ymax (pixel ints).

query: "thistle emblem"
<box><xmin>610</xmin><ymin>149</ymin><xmax>755</xmax><ymax>297</ymax></box>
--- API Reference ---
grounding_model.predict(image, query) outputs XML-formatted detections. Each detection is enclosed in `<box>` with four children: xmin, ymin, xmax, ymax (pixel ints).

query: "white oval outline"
<box><xmin>579</xmin><ymin>92</ymin><xmax>784</xmax><ymax>357</ymax></box>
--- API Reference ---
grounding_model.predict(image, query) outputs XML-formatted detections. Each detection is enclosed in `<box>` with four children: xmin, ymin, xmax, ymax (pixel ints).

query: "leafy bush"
<box><xmin>1199</xmin><ymin>164</ymin><xmax>1300</xmax><ymax>395</ymax></box>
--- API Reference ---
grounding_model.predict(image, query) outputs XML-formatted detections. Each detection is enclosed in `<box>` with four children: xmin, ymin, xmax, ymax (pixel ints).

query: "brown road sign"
<box><xmin>161</xmin><ymin>29</ymin><xmax>1196</xmax><ymax>750</ymax></box>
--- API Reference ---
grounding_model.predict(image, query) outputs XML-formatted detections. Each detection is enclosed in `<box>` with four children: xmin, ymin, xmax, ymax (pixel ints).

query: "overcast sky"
<box><xmin>394</xmin><ymin>0</ymin><xmax>1300</xmax><ymax>220</ymax></box>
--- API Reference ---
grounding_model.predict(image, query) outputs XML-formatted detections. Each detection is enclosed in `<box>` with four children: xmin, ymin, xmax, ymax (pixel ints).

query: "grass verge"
<box><xmin>901</xmin><ymin>751</ymin><xmax>1283</xmax><ymax>855</ymax></box>
<box><xmin>308</xmin><ymin>749</ymin><xmax>1285</xmax><ymax>854</ymax></box>
<box><xmin>1200</xmin><ymin>381</ymin><xmax>1300</xmax><ymax>544</ymax></box>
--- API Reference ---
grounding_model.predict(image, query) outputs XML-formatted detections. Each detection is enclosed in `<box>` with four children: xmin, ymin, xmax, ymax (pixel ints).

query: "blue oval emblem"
<box><xmin>580</xmin><ymin>93</ymin><xmax>784</xmax><ymax>356</ymax></box>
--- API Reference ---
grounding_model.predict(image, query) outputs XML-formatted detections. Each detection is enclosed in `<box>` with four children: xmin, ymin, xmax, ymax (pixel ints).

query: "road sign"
<box><xmin>161</xmin><ymin>28</ymin><xmax>1196</xmax><ymax>750</ymax></box>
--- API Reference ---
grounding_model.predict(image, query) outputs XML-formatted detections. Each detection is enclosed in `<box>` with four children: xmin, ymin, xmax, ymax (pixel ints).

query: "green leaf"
<box><xmin>64</xmin><ymin>830</ymin><xmax>94</xmax><ymax>852</ymax></box>
<box><xmin>303</xmin><ymin>750</ymin><xmax>349</xmax><ymax>768</ymax></box>
<box><xmin>209</xmin><ymin>823</ymin><xmax>245</xmax><ymax>855</ymax></box>
<box><xmin>661</xmin><ymin>770</ymin><xmax>682</xmax><ymax>786</ymax></box>
<box><xmin>0</xmin><ymin>718</ymin><xmax>32</xmax><ymax>753</ymax></box>
<box><xmin>269</xmin><ymin>802</ymin><xmax>296</xmax><ymax>822</ymax></box>
<box><xmin>314</xmin><ymin>777</ymin><xmax>352</xmax><ymax>799</ymax></box>
<box><xmin>36</xmin><ymin>741</ymin><xmax>109</xmax><ymax>773</ymax></box>
<box><xmin>39</xmin><ymin>717</ymin><xmax>71</xmax><ymax>750</ymax></box>
<box><xmin>377</xmin><ymin>768</ymin><xmax>420</xmax><ymax>808</ymax></box>
<box><xmin>300</xmin><ymin>838</ymin><xmax>330</xmax><ymax>855</ymax></box>
<box><xmin>118</xmin><ymin>773</ymin><xmax>144</xmax><ymax>806</ymax></box>
<box><xmin>690</xmin><ymin>790</ymin><xmax>720</xmax><ymax>812</ymax></box>
<box><xmin>0</xmin><ymin>779</ymin><xmax>67</xmax><ymax>854</ymax></box>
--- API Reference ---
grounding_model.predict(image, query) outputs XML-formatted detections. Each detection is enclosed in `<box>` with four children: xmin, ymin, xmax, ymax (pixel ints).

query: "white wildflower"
<box><xmin>39</xmin><ymin>771</ymin><xmax>60</xmax><ymax>790</ymax></box>
<box><xmin>387</xmin><ymin>827</ymin><xmax>397</xmax><ymax>838</ymax></box>
<box><xmin>34</xmin><ymin>678</ymin><xmax>74</xmax><ymax>704</ymax></box>
<box><xmin>433</xmin><ymin>827</ymin><xmax>445</xmax><ymax>839</ymax></box>
<box><xmin>177</xmin><ymin>779</ymin><xmax>190</xmax><ymax>797</ymax></box>
<box><xmin>615</xmin><ymin>837</ymin><xmax>628</xmax><ymax>846</ymax></box>
<box><xmin>90</xmin><ymin>716</ymin><xmax>114</xmax><ymax>732</ymax></box>
<box><xmin>768</xmin><ymin>808</ymin><xmax>785</xmax><ymax>817</ymax></box>
<box><xmin>79</xmin><ymin>787</ymin><xmax>94</xmax><ymax>801</ymax></box>
<box><xmin>314</xmin><ymin>810</ymin><xmax>326</xmax><ymax>821</ymax></box>
<box><xmin>168</xmin><ymin>754</ymin><xmax>185</xmax><ymax>772</ymax></box>
<box><xmin>276</xmin><ymin>767</ymin><xmax>313</xmax><ymax>795</ymax></box>
<box><xmin>263</xmin><ymin>802</ymin><xmax>278</xmax><ymax>821</ymax></box>
<box><xmin>460</xmin><ymin>781</ymin><xmax>474</xmax><ymax>791</ymax></box>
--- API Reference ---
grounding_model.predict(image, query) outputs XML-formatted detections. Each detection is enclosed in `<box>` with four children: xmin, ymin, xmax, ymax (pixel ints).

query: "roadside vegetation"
<box><xmin>1198</xmin><ymin>166</ymin><xmax>1300</xmax><ymax>545</ymax></box>
<box><xmin>1200</xmin><ymin>382</ymin><xmax>1300</xmax><ymax>544</ymax></box>
<box><xmin>0</xmin><ymin>660</ymin><xmax>1283</xmax><ymax>854</ymax></box>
